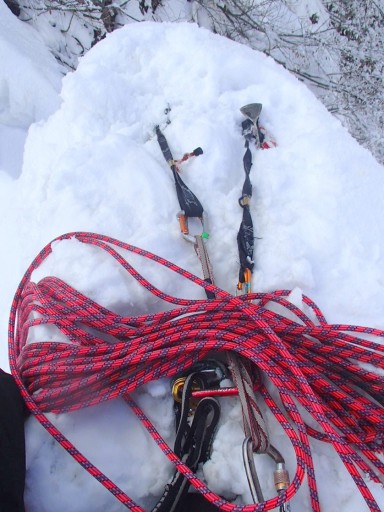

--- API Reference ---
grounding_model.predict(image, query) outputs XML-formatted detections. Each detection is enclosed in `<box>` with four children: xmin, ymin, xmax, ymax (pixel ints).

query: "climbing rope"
<box><xmin>8</xmin><ymin>232</ymin><xmax>384</xmax><ymax>512</ymax></box>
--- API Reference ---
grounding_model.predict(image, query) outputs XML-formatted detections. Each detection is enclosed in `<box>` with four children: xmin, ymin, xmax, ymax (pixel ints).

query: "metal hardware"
<box><xmin>177</xmin><ymin>211</ymin><xmax>209</xmax><ymax>245</ymax></box>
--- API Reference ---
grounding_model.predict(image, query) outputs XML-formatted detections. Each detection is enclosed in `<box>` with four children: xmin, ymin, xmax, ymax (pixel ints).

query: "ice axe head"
<box><xmin>240</xmin><ymin>103</ymin><xmax>262</xmax><ymax>123</ymax></box>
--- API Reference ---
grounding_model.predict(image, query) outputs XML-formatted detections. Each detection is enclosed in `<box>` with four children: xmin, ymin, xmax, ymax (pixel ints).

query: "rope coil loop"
<box><xmin>8</xmin><ymin>232</ymin><xmax>384</xmax><ymax>512</ymax></box>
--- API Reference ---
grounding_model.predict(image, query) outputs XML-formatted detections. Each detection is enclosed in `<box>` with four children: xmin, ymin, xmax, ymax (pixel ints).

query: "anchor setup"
<box><xmin>155</xmin><ymin>104</ymin><xmax>291</xmax><ymax>510</ymax></box>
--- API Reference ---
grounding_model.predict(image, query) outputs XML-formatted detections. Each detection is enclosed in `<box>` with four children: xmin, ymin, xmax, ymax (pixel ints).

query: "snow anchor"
<box><xmin>236</xmin><ymin>106</ymin><xmax>292</xmax><ymax>509</ymax></box>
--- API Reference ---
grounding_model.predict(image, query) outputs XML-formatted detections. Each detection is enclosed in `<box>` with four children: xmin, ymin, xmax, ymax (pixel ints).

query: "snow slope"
<box><xmin>0</xmin><ymin>1</ymin><xmax>61</xmax><ymax>126</ymax></box>
<box><xmin>1</xmin><ymin>17</ymin><xmax>384</xmax><ymax>512</ymax></box>
<box><xmin>0</xmin><ymin>1</ymin><xmax>61</xmax><ymax>173</ymax></box>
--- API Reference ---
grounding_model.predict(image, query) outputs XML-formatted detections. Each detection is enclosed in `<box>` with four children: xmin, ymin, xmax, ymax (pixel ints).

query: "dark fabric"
<box><xmin>4</xmin><ymin>0</ymin><xmax>21</xmax><ymax>16</ymax></box>
<box><xmin>174</xmin><ymin>171</ymin><xmax>204</xmax><ymax>219</ymax></box>
<box><xmin>155</xmin><ymin>125</ymin><xmax>204</xmax><ymax>219</ymax></box>
<box><xmin>237</xmin><ymin>205</ymin><xmax>254</xmax><ymax>283</ymax></box>
<box><xmin>0</xmin><ymin>369</ymin><xmax>26</xmax><ymax>512</ymax></box>
<box><xmin>179</xmin><ymin>493</ymin><xmax>220</xmax><ymax>511</ymax></box>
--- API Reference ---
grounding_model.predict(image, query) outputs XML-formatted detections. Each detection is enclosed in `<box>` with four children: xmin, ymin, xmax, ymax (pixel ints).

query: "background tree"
<box><xmin>5</xmin><ymin>0</ymin><xmax>384</xmax><ymax>164</ymax></box>
<box><xmin>190</xmin><ymin>0</ymin><xmax>384</xmax><ymax>163</ymax></box>
<box><xmin>13</xmin><ymin>0</ymin><xmax>133</xmax><ymax>69</ymax></box>
<box><xmin>323</xmin><ymin>0</ymin><xmax>384</xmax><ymax>161</ymax></box>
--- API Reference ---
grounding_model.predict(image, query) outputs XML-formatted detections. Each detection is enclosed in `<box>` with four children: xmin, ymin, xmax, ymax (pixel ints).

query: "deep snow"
<box><xmin>1</xmin><ymin>6</ymin><xmax>384</xmax><ymax>512</ymax></box>
<box><xmin>0</xmin><ymin>0</ymin><xmax>61</xmax><ymax>171</ymax></box>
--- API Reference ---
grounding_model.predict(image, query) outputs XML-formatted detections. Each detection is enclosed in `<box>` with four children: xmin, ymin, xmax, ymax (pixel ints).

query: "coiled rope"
<box><xmin>8</xmin><ymin>231</ymin><xmax>384</xmax><ymax>512</ymax></box>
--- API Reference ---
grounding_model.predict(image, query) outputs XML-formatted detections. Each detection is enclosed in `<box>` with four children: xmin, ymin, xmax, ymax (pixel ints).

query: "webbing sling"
<box><xmin>237</xmin><ymin>103</ymin><xmax>262</xmax><ymax>294</ymax></box>
<box><xmin>155</xmin><ymin>126</ymin><xmax>204</xmax><ymax>219</ymax></box>
<box><xmin>155</xmin><ymin>125</ymin><xmax>215</xmax><ymax>299</ymax></box>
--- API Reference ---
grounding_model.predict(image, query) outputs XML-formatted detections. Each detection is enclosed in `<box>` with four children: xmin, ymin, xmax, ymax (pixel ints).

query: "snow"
<box><xmin>1</xmin><ymin>8</ymin><xmax>384</xmax><ymax>512</ymax></box>
<box><xmin>0</xmin><ymin>0</ymin><xmax>61</xmax><ymax>179</ymax></box>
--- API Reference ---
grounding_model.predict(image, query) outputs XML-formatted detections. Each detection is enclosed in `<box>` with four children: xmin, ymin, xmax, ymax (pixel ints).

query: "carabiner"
<box><xmin>237</xmin><ymin>268</ymin><xmax>252</xmax><ymax>295</ymax></box>
<box><xmin>242</xmin><ymin>437</ymin><xmax>264</xmax><ymax>503</ymax></box>
<box><xmin>242</xmin><ymin>439</ymin><xmax>292</xmax><ymax>511</ymax></box>
<box><xmin>177</xmin><ymin>210</ymin><xmax>209</xmax><ymax>244</ymax></box>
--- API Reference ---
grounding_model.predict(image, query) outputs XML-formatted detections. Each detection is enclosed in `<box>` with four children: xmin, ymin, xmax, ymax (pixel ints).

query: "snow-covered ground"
<box><xmin>1</xmin><ymin>3</ymin><xmax>384</xmax><ymax>511</ymax></box>
<box><xmin>0</xmin><ymin>1</ymin><xmax>61</xmax><ymax>172</ymax></box>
